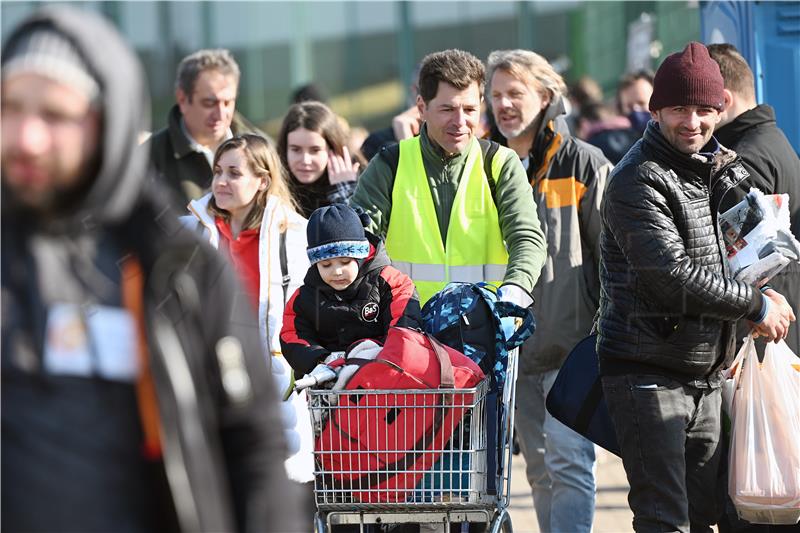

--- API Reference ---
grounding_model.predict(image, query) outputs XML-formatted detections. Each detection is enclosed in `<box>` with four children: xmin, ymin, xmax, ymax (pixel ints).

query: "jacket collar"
<box><xmin>642</xmin><ymin>122</ymin><xmax>743</xmax><ymax>207</ymax></box>
<box><xmin>419</xmin><ymin>123</ymin><xmax>475</xmax><ymax>166</ymax></box>
<box><xmin>714</xmin><ymin>104</ymin><xmax>775</xmax><ymax>148</ymax></box>
<box><xmin>187</xmin><ymin>193</ymin><xmax>219</xmax><ymax>247</ymax></box>
<box><xmin>187</xmin><ymin>193</ymin><xmax>287</xmax><ymax>247</ymax></box>
<box><xmin>167</xmin><ymin>105</ymin><xmax>196</xmax><ymax>159</ymax></box>
<box><xmin>187</xmin><ymin>193</ymin><xmax>215</xmax><ymax>225</ymax></box>
<box><xmin>530</xmin><ymin>96</ymin><xmax>568</xmax><ymax>149</ymax></box>
<box><xmin>643</xmin><ymin>122</ymin><xmax>723</xmax><ymax>178</ymax></box>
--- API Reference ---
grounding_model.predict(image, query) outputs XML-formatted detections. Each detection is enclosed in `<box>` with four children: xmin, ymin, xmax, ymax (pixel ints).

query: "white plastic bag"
<box><xmin>728</xmin><ymin>339</ymin><xmax>800</xmax><ymax>524</ymax></box>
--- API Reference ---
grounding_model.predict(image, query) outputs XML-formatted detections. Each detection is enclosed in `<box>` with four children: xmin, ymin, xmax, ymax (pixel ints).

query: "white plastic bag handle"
<box><xmin>722</xmin><ymin>335</ymin><xmax>754</xmax><ymax>417</ymax></box>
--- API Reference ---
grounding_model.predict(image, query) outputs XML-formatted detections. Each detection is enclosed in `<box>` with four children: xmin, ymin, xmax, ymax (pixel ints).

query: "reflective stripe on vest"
<box><xmin>385</xmin><ymin>136</ymin><xmax>510</xmax><ymax>304</ymax></box>
<box><xmin>391</xmin><ymin>262</ymin><xmax>507</xmax><ymax>284</ymax></box>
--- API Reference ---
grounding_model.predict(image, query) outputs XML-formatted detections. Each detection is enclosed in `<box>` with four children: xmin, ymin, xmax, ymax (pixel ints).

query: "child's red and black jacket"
<box><xmin>280</xmin><ymin>232</ymin><xmax>421</xmax><ymax>376</ymax></box>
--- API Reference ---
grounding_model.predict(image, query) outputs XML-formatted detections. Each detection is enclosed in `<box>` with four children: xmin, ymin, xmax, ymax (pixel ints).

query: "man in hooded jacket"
<box><xmin>708</xmin><ymin>43</ymin><xmax>800</xmax><ymax>355</ymax></box>
<box><xmin>0</xmin><ymin>7</ymin><xmax>303</xmax><ymax>532</ymax></box>
<box><xmin>486</xmin><ymin>48</ymin><xmax>613</xmax><ymax>532</ymax></box>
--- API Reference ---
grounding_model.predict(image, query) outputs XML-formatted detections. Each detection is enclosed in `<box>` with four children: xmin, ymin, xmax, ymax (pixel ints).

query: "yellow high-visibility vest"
<box><xmin>385</xmin><ymin>136</ymin><xmax>510</xmax><ymax>304</ymax></box>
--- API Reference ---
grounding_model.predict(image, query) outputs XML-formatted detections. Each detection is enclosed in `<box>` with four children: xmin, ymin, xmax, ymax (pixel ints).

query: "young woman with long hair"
<box><xmin>277</xmin><ymin>101</ymin><xmax>362</xmax><ymax>218</ymax></box>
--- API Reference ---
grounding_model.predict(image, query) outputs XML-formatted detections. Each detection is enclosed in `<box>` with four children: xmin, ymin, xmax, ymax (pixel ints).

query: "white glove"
<box><xmin>324</xmin><ymin>351</ymin><xmax>345</xmax><ymax>364</ymax></box>
<box><xmin>498</xmin><ymin>284</ymin><xmax>533</xmax><ymax>308</ymax></box>
<box><xmin>293</xmin><ymin>363</ymin><xmax>338</xmax><ymax>390</ymax></box>
<box><xmin>331</xmin><ymin>340</ymin><xmax>382</xmax><ymax>392</ymax></box>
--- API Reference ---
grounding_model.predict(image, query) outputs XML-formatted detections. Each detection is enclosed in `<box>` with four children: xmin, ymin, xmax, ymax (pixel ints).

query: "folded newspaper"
<box><xmin>719</xmin><ymin>188</ymin><xmax>800</xmax><ymax>286</ymax></box>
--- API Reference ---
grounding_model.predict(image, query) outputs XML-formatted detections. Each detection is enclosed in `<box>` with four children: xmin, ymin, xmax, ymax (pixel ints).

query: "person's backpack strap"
<box><xmin>378</xmin><ymin>142</ymin><xmax>401</xmax><ymax>174</ymax></box>
<box><xmin>382</xmin><ymin>139</ymin><xmax>501</xmax><ymax>206</ymax></box>
<box><xmin>279</xmin><ymin>226</ymin><xmax>290</xmax><ymax>304</ymax></box>
<box><xmin>378</xmin><ymin>142</ymin><xmax>401</xmax><ymax>196</ymax></box>
<box><xmin>478</xmin><ymin>138</ymin><xmax>500</xmax><ymax>207</ymax></box>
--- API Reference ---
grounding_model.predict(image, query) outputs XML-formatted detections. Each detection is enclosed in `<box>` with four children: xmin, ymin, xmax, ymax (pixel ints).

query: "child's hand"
<box><xmin>331</xmin><ymin>340</ymin><xmax>382</xmax><ymax>391</ymax></box>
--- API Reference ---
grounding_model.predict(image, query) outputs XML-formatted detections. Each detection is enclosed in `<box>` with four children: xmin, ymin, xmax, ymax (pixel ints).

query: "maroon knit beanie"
<box><xmin>649</xmin><ymin>41</ymin><xmax>725</xmax><ymax>112</ymax></box>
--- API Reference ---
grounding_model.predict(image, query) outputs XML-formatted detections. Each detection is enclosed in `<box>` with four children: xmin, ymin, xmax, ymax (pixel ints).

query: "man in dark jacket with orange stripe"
<box><xmin>281</xmin><ymin>204</ymin><xmax>422</xmax><ymax>376</ymax></box>
<box><xmin>598</xmin><ymin>42</ymin><xmax>795</xmax><ymax>532</ymax></box>
<box><xmin>1</xmin><ymin>8</ymin><xmax>302</xmax><ymax>532</ymax></box>
<box><xmin>486</xmin><ymin>49</ymin><xmax>613</xmax><ymax>533</ymax></box>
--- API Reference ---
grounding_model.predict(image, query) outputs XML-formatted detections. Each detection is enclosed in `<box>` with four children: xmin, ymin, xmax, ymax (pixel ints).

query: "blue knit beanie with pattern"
<box><xmin>306</xmin><ymin>204</ymin><xmax>370</xmax><ymax>264</ymax></box>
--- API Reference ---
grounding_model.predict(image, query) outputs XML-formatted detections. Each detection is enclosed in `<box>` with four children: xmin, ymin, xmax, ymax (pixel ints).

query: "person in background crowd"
<box><xmin>278</xmin><ymin>101</ymin><xmax>361</xmax><ymax>218</ymax></box>
<box><xmin>360</xmin><ymin>64</ymin><xmax>422</xmax><ymax>161</ymax></box>
<box><xmin>290</xmin><ymin>82</ymin><xmax>328</xmax><ymax>105</ymax></box>
<box><xmin>598</xmin><ymin>42</ymin><xmax>795</xmax><ymax>532</ymax></box>
<box><xmin>180</xmin><ymin>134</ymin><xmax>315</xmax><ymax>487</ymax></box>
<box><xmin>148</xmin><ymin>48</ymin><xmax>264</xmax><ymax>203</ymax></box>
<box><xmin>578</xmin><ymin>69</ymin><xmax>654</xmax><ymax>164</ymax></box>
<box><xmin>346</xmin><ymin>123</ymin><xmax>370</xmax><ymax>164</ymax></box>
<box><xmin>1</xmin><ymin>7</ymin><xmax>302</xmax><ymax>532</ymax></box>
<box><xmin>708</xmin><ymin>42</ymin><xmax>800</xmax><ymax>533</ymax></box>
<box><xmin>577</xmin><ymin>101</ymin><xmax>642</xmax><ymax>164</ymax></box>
<box><xmin>487</xmin><ymin>48</ymin><xmax>612</xmax><ymax>533</ymax></box>
<box><xmin>616</xmin><ymin>69</ymin><xmax>654</xmax><ymax>134</ymax></box>
<box><xmin>565</xmin><ymin>75</ymin><xmax>603</xmax><ymax>135</ymax></box>
<box><xmin>281</xmin><ymin>203</ymin><xmax>421</xmax><ymax>377</ymax></box>
<box><xmin>708</xmin><ymin>43</ymin><xmax>800</xmax><ymax>355</ymax></box>
<box><xmin>351</xmin><ymin>47</ymin><xmax>546</xmax><ymax>313</ymax></box>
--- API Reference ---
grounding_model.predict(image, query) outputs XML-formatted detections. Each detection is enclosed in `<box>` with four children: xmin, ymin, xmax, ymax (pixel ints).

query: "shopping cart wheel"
<box><xmin>488</xmin><ymin>508</ymin><xmax>513</xmax><ymax>533</ymax></box>
<box><xmin>313</xmin><ymin>512</ymin><xmax>326</xmax><ymax>533</ymax></box>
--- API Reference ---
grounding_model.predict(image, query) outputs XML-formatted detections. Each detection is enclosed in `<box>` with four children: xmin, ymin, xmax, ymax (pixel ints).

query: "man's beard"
<box><xmin>497</xmin><ymin>114</ymin><xmax>539</xmax><ymax>142</ymax></box>
<box><xmin>2</xmin><ymin>154</ymin><xmax>100</xmax><ymax>218</ymax></box>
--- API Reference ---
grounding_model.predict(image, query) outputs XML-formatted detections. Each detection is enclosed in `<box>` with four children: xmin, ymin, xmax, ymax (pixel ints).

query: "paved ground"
<box><xmin>507</xmin><ymin>447</ymin><xmax>634</xmax><ymax>533</ymax></box>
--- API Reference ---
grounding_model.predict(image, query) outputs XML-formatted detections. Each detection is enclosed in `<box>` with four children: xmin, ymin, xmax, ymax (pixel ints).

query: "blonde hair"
<box><xmin>486</xmin><ymin>49</ymin><xmax>567</xmax><ymax>104</ymax></box>
<box><xmin>208</xmin><ymin>134</ymin><xmax>298</xmax><ymax>230</ymax></box>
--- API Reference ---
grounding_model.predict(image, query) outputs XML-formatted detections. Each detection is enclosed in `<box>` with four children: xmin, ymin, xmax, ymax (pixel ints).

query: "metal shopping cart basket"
<box><xmin>307</xmin><ymin>346</ymin><xmax>520</xmax><ymax>532</ymax></box>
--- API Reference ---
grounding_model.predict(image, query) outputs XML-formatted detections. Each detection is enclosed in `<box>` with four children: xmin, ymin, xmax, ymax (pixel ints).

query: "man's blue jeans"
<box><xmin>601</xmin><ymin>374</ymin><xmax>723</xmax><ymax>533</ymax></box>
<box><xmin>515</xmin><ymin>370</ymin><xmax>596</xmax><ymax>533</ymax></box>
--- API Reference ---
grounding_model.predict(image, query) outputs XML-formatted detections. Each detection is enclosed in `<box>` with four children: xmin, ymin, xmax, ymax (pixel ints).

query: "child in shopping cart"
<box><xmin>280</xmin><ymin>203</ymin><xmax>421</xmax><ymax>386</ymax></box>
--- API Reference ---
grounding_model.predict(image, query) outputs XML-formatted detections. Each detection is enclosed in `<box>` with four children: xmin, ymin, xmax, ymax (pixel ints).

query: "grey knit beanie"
<box><xmin>2</xmin><ymin>26</ymin><xmax>99</xmax><ymax>100</ymax></box>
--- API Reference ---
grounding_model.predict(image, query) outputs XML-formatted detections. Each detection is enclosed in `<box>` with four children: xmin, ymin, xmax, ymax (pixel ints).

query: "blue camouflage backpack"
<box><xmin>421</xmin><ymin>282</ymin><xmax>535</xmax><ymax>389</ymax></box>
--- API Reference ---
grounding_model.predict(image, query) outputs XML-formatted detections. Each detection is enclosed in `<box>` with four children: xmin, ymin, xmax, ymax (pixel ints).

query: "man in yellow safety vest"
<box><xmin>350</xmin><ymin>49</ymin><xmax>547</xmax><ymax>308</ymax></box>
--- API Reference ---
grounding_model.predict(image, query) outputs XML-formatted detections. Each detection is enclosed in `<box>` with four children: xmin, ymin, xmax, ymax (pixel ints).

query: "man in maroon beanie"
<box><xmin>596</xmin><ymin>42</ymin><xmax>795</xmax><ymax>532</ymax></box>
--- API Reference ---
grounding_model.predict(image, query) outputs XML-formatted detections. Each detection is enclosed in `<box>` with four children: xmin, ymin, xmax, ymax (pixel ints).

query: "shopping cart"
<box><xmin>307</xmin><ymin>346</ymin><xmax>520</xmax><ymax>532</ymax></box>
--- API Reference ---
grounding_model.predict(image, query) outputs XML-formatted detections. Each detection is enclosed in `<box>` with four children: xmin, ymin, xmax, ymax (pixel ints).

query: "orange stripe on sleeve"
<box><xmin>537</xmin><ymin>176</ymin><xmax>587</xmax><ymax>209</ymax></box>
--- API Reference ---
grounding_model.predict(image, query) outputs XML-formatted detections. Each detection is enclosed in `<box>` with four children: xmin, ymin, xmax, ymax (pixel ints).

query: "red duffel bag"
<box><xmin>315</xmin><ymin>326</ymin><xmax>484</xmax><ymax>503</ymax></box>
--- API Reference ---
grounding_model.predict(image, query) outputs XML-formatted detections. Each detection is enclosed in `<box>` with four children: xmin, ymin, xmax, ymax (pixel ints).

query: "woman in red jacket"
<box><xmin>181</xmin><ymin>134</ymin><xmax>315</xmax><ymax>484</ymax></box>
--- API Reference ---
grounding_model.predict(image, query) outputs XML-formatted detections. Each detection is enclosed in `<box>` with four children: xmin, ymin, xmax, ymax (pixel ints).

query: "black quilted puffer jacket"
<box><xmin>597</xmin><ymin>122</ymin><xmax>765</xmax><ymax>382</ymax></box>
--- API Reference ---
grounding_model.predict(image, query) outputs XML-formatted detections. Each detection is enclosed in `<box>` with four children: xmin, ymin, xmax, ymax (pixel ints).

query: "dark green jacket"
<box><xmin>350</xmin><ymin>125</ymin><xmax>547</xmax><ymax>296</ymax></box>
